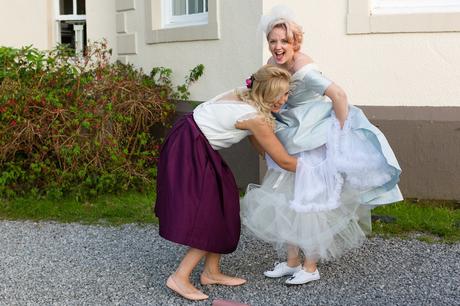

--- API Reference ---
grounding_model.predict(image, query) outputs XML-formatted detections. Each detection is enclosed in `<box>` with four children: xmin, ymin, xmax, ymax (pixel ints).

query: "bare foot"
<box><xmin>200</xmin><ymin>271</ymin><xmax>247</xmax><ymax>286</ymax></box>
<box><xmin>166</xmin><ymin>275</ymin><xmax>208</xmax><ymax>301</ymax></box>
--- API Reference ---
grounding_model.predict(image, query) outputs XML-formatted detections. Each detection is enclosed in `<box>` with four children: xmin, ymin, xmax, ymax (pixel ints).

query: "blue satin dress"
<box><xmin>241</xmin><ymin>64</ymin><xmax>403</xmax><ymax>261</ymax></box>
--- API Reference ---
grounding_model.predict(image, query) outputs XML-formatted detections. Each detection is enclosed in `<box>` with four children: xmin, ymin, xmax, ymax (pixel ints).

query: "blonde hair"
<box><xmin>267</xmin><ymin>19</ymin><xmax>303</xmax><ymax>52</ymax></box>
<box><xmin>236</xmin><ymin>65</ymin><xmax>291</xmax><ymax>128</ymax></box>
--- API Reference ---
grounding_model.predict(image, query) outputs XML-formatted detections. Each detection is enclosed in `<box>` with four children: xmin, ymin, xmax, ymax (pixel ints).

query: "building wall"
<box><xmin>262</xmin><ymin>0</ymin><xmax>460</xmax><ymax>108</ymax></box>
<box><xmin>0</xmin><ymin>0</ymin><xmax>52</xmax><ymax>49</ymax></box>
<box><xmin>263</xmin><ymin>0</ymin><xmax>460</xmax><ymax>200</ymax></box>
<box><xmin>0</xmin><ymin>0</ymin><xmax>117</xmax><ymax>55</ymax></box>
<box><xmin>1</xmin><ymin>0</ymin><xmax>458</xmax><ymax>199</ymax></box>
<box><xmin>115</xmin><ymin>0</ymin><xmax>264</xmax><ymax>101</ymax></box>
<box><xmin>86</xmin><ymin>0</ymin><xmax>118</xmax><ymax>56</ymax></box>
<box><xmin>113</xmin><ymin>0</ymin><xmax>460</xmax><ymax>199</ymax></box>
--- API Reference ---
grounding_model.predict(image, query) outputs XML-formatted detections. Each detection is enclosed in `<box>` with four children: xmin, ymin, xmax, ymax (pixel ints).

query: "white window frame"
<box><xmin>162</xmin><ymin>0</ymin><xmax>208</xmax><ymax>28</ymax></box>
<box><xmin>54</xmin><ymin>0</ymin><xmax>86</xmax><ymax>47</ymax></box>
<box><xmin>347</xmin><ymin>0</ymin><xmax>460</xmax><ymax>34</ymax></box>
<box><xmin>55</xmin><ymin>0</ymin><xmax>86</xmax><ymax>22</ymax></box>
<box><xmin>145</xmin><ymin>0</ymin><xmax>220</xmax><ymax>44</ymax></box>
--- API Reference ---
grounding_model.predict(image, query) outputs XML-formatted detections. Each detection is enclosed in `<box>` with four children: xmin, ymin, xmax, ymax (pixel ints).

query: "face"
<box><xmin>270</xmin><ymin>87</ymin><xmax>289</xmax><ymax>113</ymax></box>
<box><xmin>268</xmin><ymin>27</ymin><xmax>296</xmax><ymax>67</ymax></box>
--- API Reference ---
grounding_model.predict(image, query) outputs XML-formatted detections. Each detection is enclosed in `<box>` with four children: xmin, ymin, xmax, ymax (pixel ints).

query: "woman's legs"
<box><xmin>167</xmin><ymin>247</ymin><xmax>208</xmax><ymax>300</ymax></box>
<box><xmin>303</xmin><ymin>258</ymin><xmax>318</xmax><ymax>272</ymax></box>
<box><xmin>286</xmin><ymin>244</ymin><xmax>302</xmax><ymax>267</ymax></box>
<box><xmin>200</xmin><ymin>252</ymin><xmax>246</xmax><ymax>286</ymax></box>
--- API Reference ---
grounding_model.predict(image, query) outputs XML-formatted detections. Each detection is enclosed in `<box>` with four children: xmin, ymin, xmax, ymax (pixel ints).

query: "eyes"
<box><xmin>269</xmin><ymin>39</ymin><xmax>289</xmax><ymax>45</ymax></box>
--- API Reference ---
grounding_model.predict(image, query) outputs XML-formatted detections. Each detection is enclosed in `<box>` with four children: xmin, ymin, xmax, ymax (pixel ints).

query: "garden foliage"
<box><xmin>0</xmin><ymin>41</ymin><xmax>204</xmax><ymax>199</ymax></box>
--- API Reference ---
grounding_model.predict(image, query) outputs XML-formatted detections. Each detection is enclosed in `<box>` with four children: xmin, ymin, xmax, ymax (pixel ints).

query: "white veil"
<box><xmin>258</xmin><ymin>4</ymin><xmax>299</xmax><ymax>35</ymax></box>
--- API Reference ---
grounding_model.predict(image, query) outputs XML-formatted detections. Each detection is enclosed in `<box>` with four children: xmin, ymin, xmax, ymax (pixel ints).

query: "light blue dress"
<box><xmin>241</xmin><ymin>64</ymin><xmax>403</xmax><ymax>261</ymax></box>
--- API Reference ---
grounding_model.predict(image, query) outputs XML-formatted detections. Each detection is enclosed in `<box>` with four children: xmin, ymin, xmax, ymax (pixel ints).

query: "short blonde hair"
<box><xmin>267</xmin><ymin>19</ymin><xmax>303</xmax><ymax>52</ymax></box>
<box><xmin>237</xmin><ymin>65</ymin><xmax>291</xmax><ymax>127</ymax></box>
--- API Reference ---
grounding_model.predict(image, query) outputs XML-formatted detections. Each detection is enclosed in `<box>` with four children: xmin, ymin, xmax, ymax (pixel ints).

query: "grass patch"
<box><xmin>371</xmin><ymin>199</ymin><xmax>460</xmax><ymax>243</ymax></box>
<box><xmin>1</xmin><ymin>193</ymin><xmax>459</xmax><ymax>243</ymax></box>
<box><xmin>0</xmin><ymin>191</ymin><xmax>157</xmax><ymax>226</ymax></box>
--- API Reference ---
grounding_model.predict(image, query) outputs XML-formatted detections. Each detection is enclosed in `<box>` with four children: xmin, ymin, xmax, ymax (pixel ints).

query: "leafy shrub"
<box><xmin>0</xmin><ymin>41</ymin><xmax>203</xmax><ymax>199</ymax></box>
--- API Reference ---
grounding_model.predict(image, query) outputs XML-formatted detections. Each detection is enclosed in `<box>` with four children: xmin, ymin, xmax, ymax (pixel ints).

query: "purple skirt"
<box><xmin>154</xmin><ymin>113</ymin><xmax>240</xmax><ymax>254</ymax></box>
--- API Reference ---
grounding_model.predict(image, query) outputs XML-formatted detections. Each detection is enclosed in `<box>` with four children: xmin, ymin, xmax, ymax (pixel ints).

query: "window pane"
<box><xmin>173</xmin><ymin>0</ymin><xmax>186</xmax><ymax>15</ymax></box>
<box><xmin>188</xmin><ymin>0</ymin><xmax>198</xmax><ymax>14</ymax></box>
<box><xmin>59</xmin><ymin>0</ymin><xmax>73</xmax><ymax>15</ymax></box>
<box><xmin>77</xmin><ymin>0</ymin><xmax>86</xmax><ymax>14</ymax></box>
<box><xmin>205</xmin><ymin>0</ymin><xmax>208</xmax><ymax>12</ymax></box>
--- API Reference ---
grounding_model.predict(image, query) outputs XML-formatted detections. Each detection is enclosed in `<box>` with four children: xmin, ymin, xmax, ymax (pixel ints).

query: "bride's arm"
<box><xmin>324</xmin><ymin>83</ymin><xmax>348</xmax><ymax>128</ymax></box>
<box><xmin>236</xmin><ymin>117</ymin><xmax>296</xmax><ymax>172</ymax></box>
<box><xmin>248</xmin><ymin>135</ymin><xmax>265</xmax><ymax>155</ymax></box>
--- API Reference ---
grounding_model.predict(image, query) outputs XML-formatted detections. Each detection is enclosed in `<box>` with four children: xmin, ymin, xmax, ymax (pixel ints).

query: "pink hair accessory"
<box><xmin>245</xmin><ymin>75</ymin><xmax>255</xmax><ymax>89</ymax></box>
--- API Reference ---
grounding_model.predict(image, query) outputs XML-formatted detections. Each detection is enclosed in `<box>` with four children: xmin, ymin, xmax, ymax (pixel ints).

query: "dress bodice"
<box><xmin>287</xmin><ymin>63</ymin><xmax>332</xmax><ymax>107</ymax></box>
<box><xmin>274</xmin><ymin>64</ymin><xmax>334</xmax><ymax>154</ymax></box>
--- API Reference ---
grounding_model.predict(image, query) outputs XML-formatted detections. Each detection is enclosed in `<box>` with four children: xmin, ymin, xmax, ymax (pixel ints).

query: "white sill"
<box><xmin>347</xmin><ymin>0</ymin><xmax>460</xmax><ymax>34</ymax></box>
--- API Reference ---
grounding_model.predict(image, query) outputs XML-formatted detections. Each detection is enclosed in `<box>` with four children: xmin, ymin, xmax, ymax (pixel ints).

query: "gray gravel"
<box><xmin>0</xmin><ymin>220</ymin><xmax>459</xmax><ymax>306</ymax></box>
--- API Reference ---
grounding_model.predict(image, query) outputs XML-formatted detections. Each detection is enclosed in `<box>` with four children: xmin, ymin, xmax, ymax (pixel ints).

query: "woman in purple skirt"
<box><xmin>154</xmin><ymin>64</ymin><xmax>297</xmax><ymax>301</ymax></box>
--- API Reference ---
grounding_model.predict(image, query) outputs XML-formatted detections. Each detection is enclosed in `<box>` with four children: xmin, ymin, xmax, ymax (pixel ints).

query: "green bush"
<box><xmin>0</xmin><ymin>41</ymin><xmax>203</xmax><ymax>200</ymax></box>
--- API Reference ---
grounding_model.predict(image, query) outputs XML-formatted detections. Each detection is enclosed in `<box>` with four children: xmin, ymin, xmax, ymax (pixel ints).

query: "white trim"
<box><xmin>54</xmin><ymin>0</ymin><xmax>87</xmax><ymax>45</ymax></box>
<box><xmin>347</xmin><ymin>0</ymin><xmax>460</xmax><ymax>33</ymax></box>
<box><xmin>373</xmin><ymin>0</ymin><xmax>460</xmax><ymax>14</ymax></box>
<box><xmin>56</xmin><ymin>15</ymin><xmax>87</xmax><ymax>21</ymax></box>
<box><xmin>54</xmin><ymin>0</ymin><xmax>86</xmax><ymax>21</ymax></box>
<box><xmin>162</xmin><ymin>0</ymin><xmax>208</xmax><ymax>28</ymax></box>
<box><xmin>146</xmin><ymin>0</ymin><xmax>220</xmax><ymax>44</ymax></box>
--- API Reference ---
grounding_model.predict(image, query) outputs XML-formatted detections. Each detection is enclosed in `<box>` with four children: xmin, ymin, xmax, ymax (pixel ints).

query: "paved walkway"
<box><xmin>0</xmin><ymin>221</ymin><xmax>459</xmax><ymax>305</ymax></box>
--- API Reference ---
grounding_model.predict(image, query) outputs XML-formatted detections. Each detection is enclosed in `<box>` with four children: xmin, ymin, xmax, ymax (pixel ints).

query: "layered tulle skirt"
<box><xmin>241</xmin><ymin>108</ymin><xmax>403</xmax><ymax>261</ymax></box>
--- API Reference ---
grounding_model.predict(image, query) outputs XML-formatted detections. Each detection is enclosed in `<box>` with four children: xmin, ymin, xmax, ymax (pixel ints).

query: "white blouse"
<box><xmin>193</xmin><ymin>89</ymin><xmax>258</xmax><ymax>150</ymax></box>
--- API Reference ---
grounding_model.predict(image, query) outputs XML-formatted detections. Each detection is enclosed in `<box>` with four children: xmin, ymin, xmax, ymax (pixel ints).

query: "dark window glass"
<box><xmin>188</xmin><ymin>0</ymin><xmax>197</xmax><ymax>14</ymax></box>
<box><xmin>59</xmin><ymin>21</ymin><xmax>87</xmax><ymax>51</ymax></box>
<box><xmin>59</xmin><ymin>0</ymin><xmax>73</xmax><ymax>15</ymax></box>
<box><xmin>77</xmin><ymin>0</ymin><xmax>86</xmax><ymax>14</ymax></box>
<box><xmin>188</xmin><ymin>0</ymin><xmax>204</xmax><ymax>14</ymax></box>
<box><xmin>173</xmin><ymin>0</ymin><xmax>186</xmax><ymax>15</ymax></box>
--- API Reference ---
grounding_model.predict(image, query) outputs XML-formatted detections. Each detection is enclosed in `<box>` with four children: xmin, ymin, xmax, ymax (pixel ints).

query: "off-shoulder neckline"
<box><xmin>291</xmin><ymin>63</ymin><xmax>319</xmax><ymax>80</ymax></box>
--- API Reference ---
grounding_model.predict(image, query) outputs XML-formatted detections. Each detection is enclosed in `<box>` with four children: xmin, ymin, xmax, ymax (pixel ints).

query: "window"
<box><xmin>55</xmin><ymin>0</ymin><xmax>87</xmax><ymax>52</ymax></box>
<box><xmin>347</xmin><ymin>0</ymin><xmax>460</xmax><ymax>34</ymax></box>
<box><xmin>163</xmin><ymin>0</ymin><xmax>209</xmax><ymax>28</ymax></box>
<box><xmin>145</xmin><ymin>0</ymin><xmax>219</xmax><ymax>44</ymax></box>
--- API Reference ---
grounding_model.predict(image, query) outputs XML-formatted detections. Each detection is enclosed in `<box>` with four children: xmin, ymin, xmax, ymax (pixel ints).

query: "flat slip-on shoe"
<box><xmin>166</xmin><ymin>275</ymin><xmax>208</xmax><ymax>301</ymax></box>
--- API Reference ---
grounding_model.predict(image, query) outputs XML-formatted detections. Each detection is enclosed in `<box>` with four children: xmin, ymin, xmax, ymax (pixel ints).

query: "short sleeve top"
<box><xmin>193</xmin><ymin>89</ymin><xmax>258</xmax><ymax>150</ymax></box>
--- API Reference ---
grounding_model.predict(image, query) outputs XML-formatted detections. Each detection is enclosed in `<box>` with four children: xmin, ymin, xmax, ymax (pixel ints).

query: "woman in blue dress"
<box><xmin>240</xmin><ymin>5</ymin><xmax>403</xmax><ymax>285</ymax></box>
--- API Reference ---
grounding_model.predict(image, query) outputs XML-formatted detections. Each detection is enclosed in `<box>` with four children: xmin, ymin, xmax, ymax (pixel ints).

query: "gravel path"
<box><xmin>0</xmin><ymin>221</ymin><xmax>459</xmax><ymax>306</ymax></box>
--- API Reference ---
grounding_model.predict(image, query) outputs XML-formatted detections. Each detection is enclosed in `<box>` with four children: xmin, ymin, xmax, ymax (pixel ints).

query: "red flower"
<box><xmin>10</xmin><ymin>120</ymin><xmax>17</xmax><ymax>127</ymax></box>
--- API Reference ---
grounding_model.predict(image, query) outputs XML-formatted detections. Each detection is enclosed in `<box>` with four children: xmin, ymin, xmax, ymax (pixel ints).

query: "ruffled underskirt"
<box><xmin>240</xmin><ymin>112</ymin><xmax>399</xmax><ymax>261</ymax></box>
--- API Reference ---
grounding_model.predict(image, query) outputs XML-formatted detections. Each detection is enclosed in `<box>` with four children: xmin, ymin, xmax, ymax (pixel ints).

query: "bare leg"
<box><xmin>303</xmin><ymin>258</ymin><xmax>318</xmax><ymax>273</ymax></box>
<box><xmin>200</xmin><ymin>252</ymin><xmax>246</xmax><ymax>286</ymax></box>
<box><xmin>287</xmin><ymin>245</ymin><xmax>301</xmax><ymax>267</ymax></box>
<box><xmin>166</xmin><ymin>248</ymin><xmax>208</xmax><ymax>300</ymax></box>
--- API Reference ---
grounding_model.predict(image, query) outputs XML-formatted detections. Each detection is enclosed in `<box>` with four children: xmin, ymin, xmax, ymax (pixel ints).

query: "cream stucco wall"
<box><xmin>263</xmin><ymin>0</ymin><xmax>460</xmax><ymax>107</ymax></box>
<box><xmin>86</xmin><ymin>0</ymin><xmax>117</xmax><ymax>57</ymax></box>
<box><xmin>0</xmin><ymin>0</ymin><xmax>117</xmax><ymax>55</ymax></box>
<box><xmin>0</xmin><ymin>0</ymin><xmax>53</xmax><ymax>49</ymax></box>
<box><xmin>116</xmin><ymin>0</ymin><xmax>264</xmax><ymax>101</ymax></box>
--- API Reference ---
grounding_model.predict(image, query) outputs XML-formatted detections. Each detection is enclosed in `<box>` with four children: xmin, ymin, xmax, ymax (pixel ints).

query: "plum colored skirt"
<box><xmin>154</xmin><ymin>113</ymin><xmax>240</xmax><ymax>254</ymax></box>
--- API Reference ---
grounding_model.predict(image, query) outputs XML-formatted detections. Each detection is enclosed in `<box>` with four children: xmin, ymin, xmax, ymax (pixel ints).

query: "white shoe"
<box><xmin>285</xmin><ymin>269</ymin><xmax>320</xmax><ymax>285</ymax></box>
<box><xmin>263</xmin><ymin>262</ymin><xmax>302</xmax><ymax>278</ymax></box>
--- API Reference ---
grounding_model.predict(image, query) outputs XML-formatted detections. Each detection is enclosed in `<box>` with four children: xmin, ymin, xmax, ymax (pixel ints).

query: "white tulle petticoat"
<box><xmin>240</xmin><ymin>112</ymin><xmax>395</xmax><ymax>261</ymax></box>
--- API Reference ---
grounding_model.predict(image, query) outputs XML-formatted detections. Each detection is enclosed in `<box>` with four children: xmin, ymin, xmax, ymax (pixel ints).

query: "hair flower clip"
<box><xmin>245</xmin><ymin>74</ymin><xmax>255</xmax><ymax>89</ymax></box>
